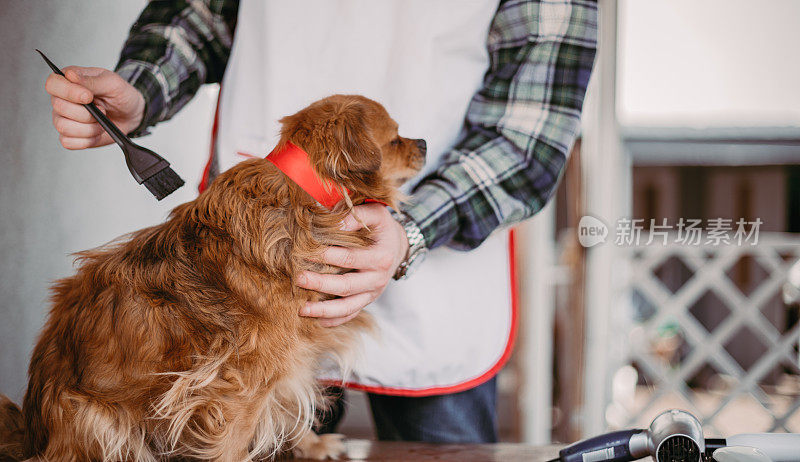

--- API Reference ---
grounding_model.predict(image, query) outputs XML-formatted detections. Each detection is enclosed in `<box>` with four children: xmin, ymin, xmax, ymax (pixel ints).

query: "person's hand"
<box><xmin>297</xmin><ymin>203</ymin><xmax>409</xmax><ymax>327</ymax></box>
<box><xmin>45</xmin><ymin>66</ymin><xmax>145</xmax><ymax>150</ymax></box>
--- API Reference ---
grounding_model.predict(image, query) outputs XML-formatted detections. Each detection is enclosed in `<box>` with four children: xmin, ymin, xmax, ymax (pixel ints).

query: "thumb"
<box><xmin>340</xmin><ymin>203</ymin><xmax>389</xmax><ymax>231</ymax></box>
<box><xmin>63</xmin><ymin>67</ymin><xmax>117</xmax><ymax>99</ymax></box>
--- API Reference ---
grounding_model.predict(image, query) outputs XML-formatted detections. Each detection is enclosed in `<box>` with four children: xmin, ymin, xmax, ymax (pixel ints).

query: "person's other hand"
<box><xmin>297</xmin><ymin>204</ymin><xmax>409</xmax><ymax>327</ymax></box>
<box><xmin>45</xmin><ymin>66</ymin><xmax>145</xmax><ymax>150</ymax></box>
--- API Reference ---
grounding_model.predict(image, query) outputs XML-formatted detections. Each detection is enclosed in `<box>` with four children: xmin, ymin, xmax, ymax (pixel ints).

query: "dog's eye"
<box><xmin>390</xmin><ymin>137</ymin><xmax>402</xmax><ymax>146</ymax></box>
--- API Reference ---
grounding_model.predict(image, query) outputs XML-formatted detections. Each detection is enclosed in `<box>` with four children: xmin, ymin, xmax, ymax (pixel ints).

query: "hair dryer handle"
<box><xmin>558</xmin><ymin>429</ymin><xmax>645</xmax><ymax>462</ymax></box>
<box><xmin>726</xmin><ymin>434</ymin><xmax>800</xmax><ymax>462</ymax></box>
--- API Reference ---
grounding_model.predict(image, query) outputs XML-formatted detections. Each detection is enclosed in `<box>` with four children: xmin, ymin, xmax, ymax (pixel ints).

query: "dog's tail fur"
<box><xmin>0</xmin><ymin>394</ymin><xmax>24</xmax><ymax>461</ymax></box>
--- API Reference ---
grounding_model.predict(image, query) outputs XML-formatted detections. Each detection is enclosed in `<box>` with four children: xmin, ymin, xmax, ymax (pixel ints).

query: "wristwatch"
<box><xmin>391</xmin><ymin>210</ymin><xmax>428</xmax><ymax>280</ymax></box>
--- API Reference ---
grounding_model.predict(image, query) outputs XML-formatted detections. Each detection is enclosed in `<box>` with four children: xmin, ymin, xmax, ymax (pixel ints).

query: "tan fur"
<box><xmin>0</xmin><ymin>95</ymin><xmax>424</xmax><ymax>461</ymax></box>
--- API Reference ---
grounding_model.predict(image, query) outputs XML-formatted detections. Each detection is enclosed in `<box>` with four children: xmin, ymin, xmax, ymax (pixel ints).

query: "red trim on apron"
<box><xmin>323</xmin><ymin>228</ymin><xmax>519</xmax><ymax>397</ymax></box>
<box><xmin>199</xmin><ymin>94</ymin><xmax>222</xmax><ymax>194</ymax></box>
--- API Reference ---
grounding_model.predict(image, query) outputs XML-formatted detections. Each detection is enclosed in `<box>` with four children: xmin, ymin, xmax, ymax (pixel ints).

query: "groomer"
<box><xmin>45</xmin><ymin>0</ymin><xmax>597</xmax><ymax>443</ymax></box>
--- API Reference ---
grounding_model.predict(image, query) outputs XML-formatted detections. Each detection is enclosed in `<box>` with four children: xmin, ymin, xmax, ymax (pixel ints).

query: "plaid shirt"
<box><xmin>116</xmin><ymin>0</ymin><xmax>597</xmax><ymax>251</ymax></box>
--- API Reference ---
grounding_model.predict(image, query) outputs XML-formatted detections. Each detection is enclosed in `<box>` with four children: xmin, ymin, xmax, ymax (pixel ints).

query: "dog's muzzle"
<box><xmin>414</xmin><ymin>139</ymin><xmax>427</xmax><ymax>157</ymax></box>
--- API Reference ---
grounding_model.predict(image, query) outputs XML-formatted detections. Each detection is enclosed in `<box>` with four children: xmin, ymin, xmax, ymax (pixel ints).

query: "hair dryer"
<box><xmin>552</xmin><ymin>409</ymin><xmax>800</xmax><ymax>462</ymax></box>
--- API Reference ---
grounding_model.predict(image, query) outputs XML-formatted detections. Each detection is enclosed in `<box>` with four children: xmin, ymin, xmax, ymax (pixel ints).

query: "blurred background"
<box><xmin>1</xmin><ymin>0</ymin><xmax>799</xmax><ymax>446</ymax></box>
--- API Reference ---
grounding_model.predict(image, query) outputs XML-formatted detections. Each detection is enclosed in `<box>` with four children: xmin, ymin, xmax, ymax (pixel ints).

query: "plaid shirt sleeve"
<box><xmin>404</xmin><ymin>0</ymin><xmax>598</xmax><ymax>251</ymax></box>
<box><xmin>114</xmin><ymin>0</ymin><xmax>238</xmax><ymax>136</ymax></box>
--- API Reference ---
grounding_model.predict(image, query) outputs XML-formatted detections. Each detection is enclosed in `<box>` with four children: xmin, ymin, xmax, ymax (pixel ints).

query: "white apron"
<box><xmin>211</xmin><ymin>0</ymin><xmax>516</xmax><ymax>396</ymax></box>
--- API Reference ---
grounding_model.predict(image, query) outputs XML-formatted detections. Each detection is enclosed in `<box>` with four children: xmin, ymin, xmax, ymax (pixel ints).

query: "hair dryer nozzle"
<box><xmin>649</xmin><ymin>410</ymin><xmax>705</xmax><ymax>462</ymax></box>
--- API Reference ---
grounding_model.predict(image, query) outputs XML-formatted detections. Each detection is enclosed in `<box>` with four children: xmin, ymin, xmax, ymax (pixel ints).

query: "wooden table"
<box><xmin>295</xmin><ymin>439</ymin><xmax>563</xmax><ymax>461</ymax></box>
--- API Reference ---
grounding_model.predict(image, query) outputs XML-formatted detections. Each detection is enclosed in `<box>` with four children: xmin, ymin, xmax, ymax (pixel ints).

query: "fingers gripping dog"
<box><xmin>0</xmin><ymin>95</ymin><xmax>425</xmax><ymax>461</ymax></box>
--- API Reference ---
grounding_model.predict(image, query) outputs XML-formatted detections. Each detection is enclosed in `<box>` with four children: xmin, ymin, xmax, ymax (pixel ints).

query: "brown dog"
<box><xmin>0</xmin><ymin>95</ymin><xmax>425</xmax><ymax>461</ymax></box>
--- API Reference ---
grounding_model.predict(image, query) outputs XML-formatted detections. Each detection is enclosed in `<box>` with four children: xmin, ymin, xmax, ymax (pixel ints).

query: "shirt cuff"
<box><xmin>403</xmin><ymin>182</ymin><xmax>460</xmax><ymax>250</ymax></box>
<box><xmin>115</xmin><ymin>60</ymin><xmax>166</xmax><ymax>137</ymax></box>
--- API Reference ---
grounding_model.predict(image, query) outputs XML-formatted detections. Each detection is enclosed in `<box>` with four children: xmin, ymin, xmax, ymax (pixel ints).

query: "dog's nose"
<box><xmin>414</xmin><ymin>139</ymin><xmax>427</xmax><ymax>156</ymax></box>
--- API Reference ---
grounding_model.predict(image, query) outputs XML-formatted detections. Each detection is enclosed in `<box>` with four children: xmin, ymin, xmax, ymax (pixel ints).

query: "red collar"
<box><xmin>264</xmin><ymin>142</ymin><xmax>346</xmax><ymax>209</ymax></box>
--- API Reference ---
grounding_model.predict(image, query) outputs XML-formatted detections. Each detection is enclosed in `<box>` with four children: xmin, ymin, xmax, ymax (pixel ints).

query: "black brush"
<box><xmin>36</xmin><ymin>49</ymin><xmax>184</xmax><ymax>200</ymax></box>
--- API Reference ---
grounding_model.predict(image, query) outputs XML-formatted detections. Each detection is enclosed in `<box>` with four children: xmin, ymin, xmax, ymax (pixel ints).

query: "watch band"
<box><xmin>391</xmin><ymin>210</ymin><xmax>428</xmax><ymax>280</ymax></box>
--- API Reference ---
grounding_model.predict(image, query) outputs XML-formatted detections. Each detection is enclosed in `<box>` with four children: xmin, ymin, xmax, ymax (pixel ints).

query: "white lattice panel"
<box><xmin>614</xmin><ymin>233</ymin><xmax>800</xmax><ymax>434</ymax></box>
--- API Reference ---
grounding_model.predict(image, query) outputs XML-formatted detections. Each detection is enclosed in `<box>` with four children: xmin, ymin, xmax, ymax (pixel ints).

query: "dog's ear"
<box><xmin>319</xmin><ymin>101</ymin><xmax>382</xmax><ymax>183</ymax></box>
<box><xmin>280</xmin><ymin>98</ymin><xmax>382</xmax><ymax>187</ymax></box>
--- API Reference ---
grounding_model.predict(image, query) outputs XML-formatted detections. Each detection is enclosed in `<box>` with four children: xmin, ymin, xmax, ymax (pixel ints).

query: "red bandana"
<box><xmin>240</xmin><ymin>142</ymin><xmax>387</xmax><ymax>209</ymax></box>
<box><xmin>262</xmin><ymin>142</ymin><xmax>346</xmax><ymax>209</ymax></box>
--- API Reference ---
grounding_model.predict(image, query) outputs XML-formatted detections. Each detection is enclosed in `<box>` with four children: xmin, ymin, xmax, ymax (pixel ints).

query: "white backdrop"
<box><xmin>618</xmin><ymin>0</ymin><xmax>800</xmax><ymax>128</ymax></box>
<box><xmin>0</xmin><ymin>1</ymin><xmax>217</xmax><ymax>402</ymax></box>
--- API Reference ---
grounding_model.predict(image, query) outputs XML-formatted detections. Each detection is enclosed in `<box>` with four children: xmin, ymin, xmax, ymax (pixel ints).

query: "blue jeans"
<box><xmin>319</xmin><ymin>377</ymin><xmax>498</xmax><ymax>443</ymax></box>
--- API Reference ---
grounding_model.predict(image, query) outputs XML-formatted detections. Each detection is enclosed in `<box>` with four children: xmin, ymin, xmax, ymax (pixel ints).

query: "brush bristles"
<box><xmin>143</xmin><ymin>167</ymin><xmax>185</xmax><ymax>201</ymax></box>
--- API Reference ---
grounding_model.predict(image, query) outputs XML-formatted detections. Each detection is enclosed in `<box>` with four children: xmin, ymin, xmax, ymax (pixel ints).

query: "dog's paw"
<box><xmin>293</xmin><ymin>432</ymin><xmax>346</xmax><ymax>460</ymax></box>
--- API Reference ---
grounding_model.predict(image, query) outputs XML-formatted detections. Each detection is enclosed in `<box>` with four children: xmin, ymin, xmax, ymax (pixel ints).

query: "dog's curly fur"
<box><xmin>0</xmin><ymin>95</ymin><xmax>425</xmax><ymax>461</ymax></box>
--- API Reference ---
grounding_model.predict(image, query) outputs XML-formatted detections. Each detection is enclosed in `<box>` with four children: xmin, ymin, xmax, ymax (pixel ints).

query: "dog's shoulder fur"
<box><xmin>23</xmin><ymin>158</ymin><xmax>369</xmax><ymax>460</ymax></box>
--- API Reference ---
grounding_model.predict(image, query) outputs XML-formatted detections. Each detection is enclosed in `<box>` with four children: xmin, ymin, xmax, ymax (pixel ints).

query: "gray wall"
<box><xmin>0</xmin><ymin>1</ymin><xmax>217</xmax><ymax>402</ymax></box>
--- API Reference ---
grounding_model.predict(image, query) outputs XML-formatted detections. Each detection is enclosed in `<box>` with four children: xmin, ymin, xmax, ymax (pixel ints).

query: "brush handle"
<box><xmin>36</xmin><ymin>49</ymin><xmax>130</xmax><ymax>149</ymax></box>
<box><xmin>81</xmin><ymin>101</ymin><xmax>130</xmax><ymax>149</ymax></box>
